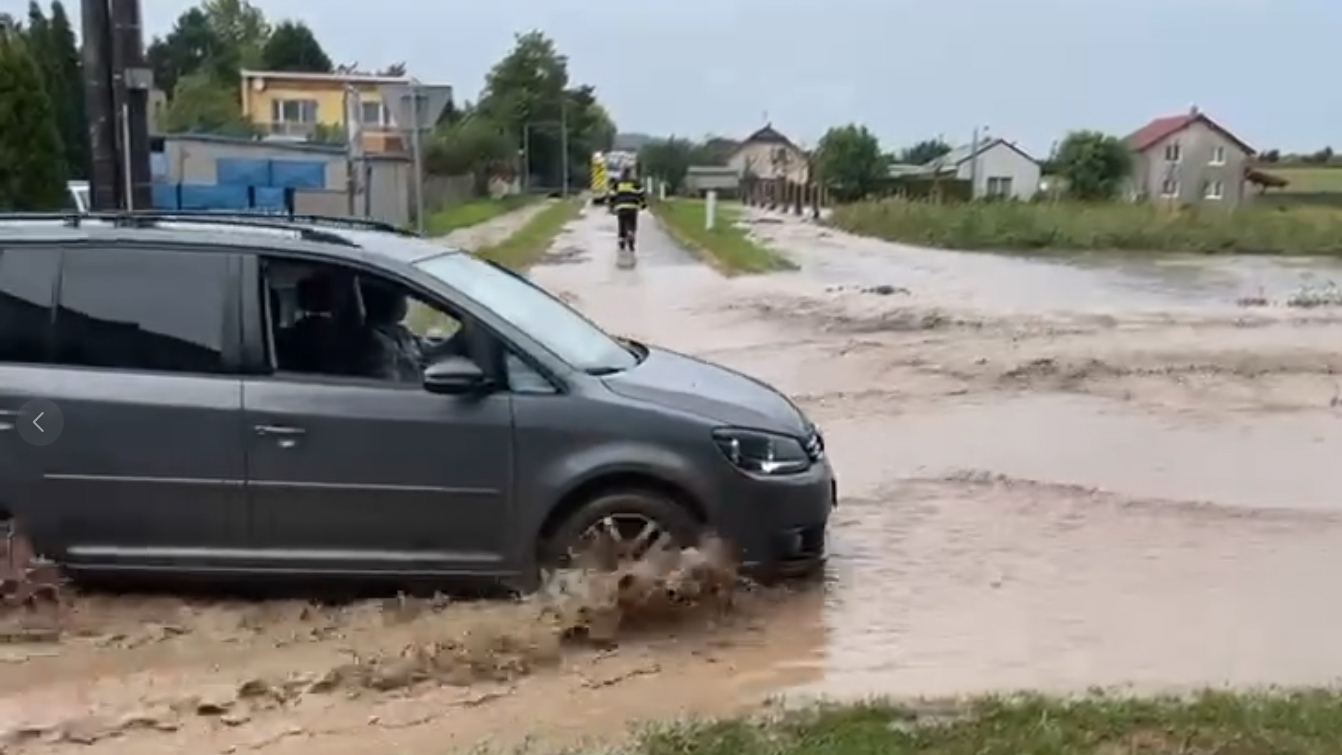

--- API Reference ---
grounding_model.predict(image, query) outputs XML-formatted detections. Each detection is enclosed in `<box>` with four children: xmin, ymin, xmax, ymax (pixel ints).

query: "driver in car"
<box><xmin>359</xmin><ymin>281</ymin><xmax>425</xmax><ymax>383</ymax></box>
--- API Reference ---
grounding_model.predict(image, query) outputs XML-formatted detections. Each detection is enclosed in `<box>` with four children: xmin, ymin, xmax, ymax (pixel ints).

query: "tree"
<box><xmin>476</xmin><ymin>31</ymin><xmax>615</xmax><ymax>190</ymax></box>
<box><xmin>0</xmin><ymin>35</ymin><xmax>67</xmax><ymax>210</ymax></box>
<box><xmin>379</xmin><ymin>62</ymin><xmax>406</xmax><ymax>77</ymax></box>
<box><xmin>200</xmin><ymin>0</ymin><xmax>268</xmax><ymax>73</ymax></box>
<box><xmin>425</xmin><ymin>114</ymin><xmax>515</xmax><ymax>194</ymax></box>
<box><xmin>260</xmin><ymin>20</ymin><xmax>331</xmax><ymax>73</ymax></box>
<box><xmin>638</xmin><ymin>137</ymin><xmax>699</xmax><ymax>192</ymax></box>
<box><xmin>1259</xmin><ymin>148</ymin><xmax>1281</xmax><ymax>163</ymax></box>
<box><xmin>899</xmin><ymin>138</ymin><xmax>951</xmax><ymax>166</ymax></box>
<box><xmin>814</xmin><ymin>124</ymin><xmax>885</xmax><ymax>202</ymax></box>
<box><xmin>160</xmin><ymin>72</ymin><xmax>255</xmax><ymax>136</ymax></box>
<box><xmin>1307</xmin><ymin>146</ymin><xmax>1334</xmax><ymax>164</ymax></box>
<box><xmin>147</xmin><ymin>8</ymin><xmax>230</xmax><ymax>95</ymax></box>
<box><xmin>1052</xmin><ymin>130</ymin><xmax>1133</xmax><ymax>200</ymax></box>
<box><xmin>47</xmin><ymin>1</ymin><xmax>85</xmax><ymax>177</ymax></box>
<box><xmin>478</xmin><ymin>31</ymin><xmax>568</xmax><ymax>188</ymax></box>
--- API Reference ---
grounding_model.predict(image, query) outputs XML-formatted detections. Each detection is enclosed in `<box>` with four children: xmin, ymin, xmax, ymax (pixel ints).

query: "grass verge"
<box><xmin>651</xmin><ymin>198</ymin><xmax>795</xmax><ymax>274</ymax></box>
<box><xmin>829</xmin><ymin>199</ymin><xmax>1342</xmax><ymax>255</ymax></box>
<box><xmin>425</xmin><ymin>194</ymin><xmax>538</xmax><ymax>236</ymax></box>
<box><xmin>626</xmin><ymin>690</ymin><xmax>1342</xmax><ymax>754</ymax></box>
<box><xmin>474</xmin><ymin>198</ymin><xmax>583</xmax><ymax>270</ymax></box>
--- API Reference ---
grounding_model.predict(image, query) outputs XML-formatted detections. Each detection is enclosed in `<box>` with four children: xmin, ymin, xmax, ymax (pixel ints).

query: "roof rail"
<box><xmin>110</xmin><ymin>212</ymin><xmax>361</xmax><ymax>246</ymax></box>
<box><xmin>0</xmin><ymin>211</ymin><xmax>360</xmax><ymax>247</ymax></box>
<box><xmin>134</xmin><ymin>210</ymin><xmax>417</xmax><ymax>237</ymax></box>
<box><xmin>0</xmin><ymin>212</ymin><xmax>84</xmax><ymax>226</ymax></box>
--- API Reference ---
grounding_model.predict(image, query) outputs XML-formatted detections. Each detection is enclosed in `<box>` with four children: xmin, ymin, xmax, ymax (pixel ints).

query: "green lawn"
<box><xmin>424</xmin><ymin>194</ymin><xmax>539</xmax><ymax>236</ymax></box>
<box><xmin>625</xmin><ymin>690</ymin><xmax>1342</xmax><ymax>755</ymax></box>
<box><xmin>473</xmin><ymin>198</ymin><xmax>584</xmax><ymax>270</ymax></box>
<box><xmin>1269</xmin><ymin>166</ymin><xmax>1342</xmax><ymax>193</ymax></box>
<box><xmin>650</xmin><ymin>198</ymin><xmax>795</xmax><ymax>274</ymax></box>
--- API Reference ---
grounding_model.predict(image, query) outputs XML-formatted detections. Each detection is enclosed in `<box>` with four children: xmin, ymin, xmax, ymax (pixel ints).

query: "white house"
<box><xmin>726</xmin><ymin>124</ymin><xmax>809</xmax><ymax>184</ymax></box>
<box><xmin>918</xmin><ymin>138</ymin><xmax>1041</xmax><ymax>199</ymax></box>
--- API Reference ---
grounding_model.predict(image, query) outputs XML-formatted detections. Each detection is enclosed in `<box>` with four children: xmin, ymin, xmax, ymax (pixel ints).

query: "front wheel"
<box><xmin>540</xmin><ymin>489</ymin><xmax>702</xmax><ymax>572</ymax></box>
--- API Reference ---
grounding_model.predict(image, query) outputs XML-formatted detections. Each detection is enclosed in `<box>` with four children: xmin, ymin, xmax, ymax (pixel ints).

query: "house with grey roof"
<box><xmin>726</xmin><ymin>124</ymin><xmax>810</xmax><ymax>184</ymax></box>
<box><xmin>894</xmin><ymin>138</ymin><xmax>1041</xmax><ymax>199</ymax></box>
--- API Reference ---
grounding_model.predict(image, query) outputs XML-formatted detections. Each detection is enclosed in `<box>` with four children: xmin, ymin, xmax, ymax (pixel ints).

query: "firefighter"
<box><xmin>610</xmin><ymin>168</ymin><xmax>647</xmax><ymax>253</ymax></box>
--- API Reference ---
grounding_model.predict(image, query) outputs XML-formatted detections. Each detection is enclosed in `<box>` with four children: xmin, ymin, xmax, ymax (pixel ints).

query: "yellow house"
<box><xmin>239</xmin><ymin>69</ymin><xmax>416</xmax><ymax>153</ymax></box>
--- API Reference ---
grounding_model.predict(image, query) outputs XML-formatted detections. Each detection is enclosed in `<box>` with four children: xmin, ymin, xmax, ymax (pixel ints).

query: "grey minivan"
<box><xmin>0</xmin><ymin>214</ymin><xmax>834</xmax><ymax>589</ymax></box>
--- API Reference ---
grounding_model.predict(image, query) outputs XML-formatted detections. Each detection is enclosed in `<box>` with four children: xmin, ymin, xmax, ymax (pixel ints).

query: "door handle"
<box><xmin>254</xmin><ymin>424</ymin><xmax>306</xmax><ymax>437</ymax></box>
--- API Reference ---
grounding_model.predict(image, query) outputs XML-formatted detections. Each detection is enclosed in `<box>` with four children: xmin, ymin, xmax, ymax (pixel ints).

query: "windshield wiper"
<box><xmin>585</xmin><ymin>365</ymin><xmax>626</xmax><ymax>376</ymax></box>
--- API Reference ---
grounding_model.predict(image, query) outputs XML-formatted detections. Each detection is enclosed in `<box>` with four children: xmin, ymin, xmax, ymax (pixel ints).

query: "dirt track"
<box><xmin>6</xmin><ymin>204</ymin><xmax>1342</xmax><ymax>753</ymax></box>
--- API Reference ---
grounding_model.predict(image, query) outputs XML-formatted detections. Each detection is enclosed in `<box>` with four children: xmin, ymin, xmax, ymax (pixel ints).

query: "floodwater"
<box><xmin>5</xmin><ymin>204</ymin><xmax>1342</xmax><ymax>753</ymax></box>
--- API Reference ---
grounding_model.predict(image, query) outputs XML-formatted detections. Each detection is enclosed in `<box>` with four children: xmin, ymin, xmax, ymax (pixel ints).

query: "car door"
<box><xmin>0</xmin><ymin>243</ymin><xmax>249</xmax><ymax>568</ymax></box>
<box><xmin>240</xmin><ymin>255</ymin><xmax>515</xmax><ymax>574</ymax></box>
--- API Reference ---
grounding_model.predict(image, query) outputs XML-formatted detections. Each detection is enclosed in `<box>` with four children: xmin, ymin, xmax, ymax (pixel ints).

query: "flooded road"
<box><xmin>5</xmin><ymin>203</ymin><xmax>1342</xmax><ymax>753</ymax></box>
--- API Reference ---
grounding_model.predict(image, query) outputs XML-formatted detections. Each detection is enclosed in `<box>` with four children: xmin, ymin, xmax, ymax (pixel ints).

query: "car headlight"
<box><xmin>712</xmin><ymin>428</ymin><xmax>812</xmax><ymax>475</ymax></box>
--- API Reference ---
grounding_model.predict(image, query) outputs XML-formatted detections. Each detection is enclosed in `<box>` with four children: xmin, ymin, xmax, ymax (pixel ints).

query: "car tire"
<box><xmin>541</xmin><ymin>488</ymin><xmax>702</xmax><ymax>573</ymax></box>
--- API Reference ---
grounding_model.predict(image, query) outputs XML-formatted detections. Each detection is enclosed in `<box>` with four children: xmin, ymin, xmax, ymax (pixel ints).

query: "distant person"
<box><xmin>610</xmin><ymin>168</ymin><xmax>647</xmax><ymax>254</ymax></box>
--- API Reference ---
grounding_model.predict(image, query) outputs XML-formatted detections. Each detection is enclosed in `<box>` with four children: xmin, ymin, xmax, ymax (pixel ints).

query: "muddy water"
<box><xmin>538</xmin><ymin>206</ymin><xmax>1342</xmax><ymax>702</ymax></box>
<box><xmin>6</xmin><ymin>204</ymin><xmax>1342</xmax><ymax>753</ymax></box>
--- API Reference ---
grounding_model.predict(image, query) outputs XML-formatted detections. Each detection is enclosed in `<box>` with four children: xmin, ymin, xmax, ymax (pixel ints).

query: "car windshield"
<box><xmin>415</xmin><ymin>251</ymin><xmax>637</xmax><ymax>373</ymax></box>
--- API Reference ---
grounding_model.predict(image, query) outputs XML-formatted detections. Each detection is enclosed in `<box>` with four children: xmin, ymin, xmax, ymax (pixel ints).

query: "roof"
<box><xmin>1124</xmin><ymin>111</ymin><xmax>1255</xmax><ymax>155</ymax></box>
<box><xmin>741</xmin><ymin>124</ymin><xmax>798</xmax><ymax>149</ymax></box>
<box><xmin>239</xmin><ymin>69</ymin><xmax>414</xmax><ymax>85</ymax></box>
<box><xmin>920</xmin><ymin>138</ymin><xmax>1038</xmax><ymax>173</ymax></box>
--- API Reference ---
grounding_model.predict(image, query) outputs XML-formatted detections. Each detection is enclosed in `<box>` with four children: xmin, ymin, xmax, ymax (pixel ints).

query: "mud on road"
<box><xmin>7</xmin><ymin>203</ymin><xmax>1342</xmax><ymax>753</ymax></box>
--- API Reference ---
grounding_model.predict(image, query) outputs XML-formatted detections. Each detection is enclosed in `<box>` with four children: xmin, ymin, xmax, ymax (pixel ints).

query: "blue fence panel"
<box><xmin>216</xmin><ymin>158</ymin><xmax>271</xmax><ymax>186</ymax></box>
<box><xmin>251</xmin><ymin>186</ymin><xmax>289</xmax><ymax>211</ymax></box>
<box><xmin>151</xmin><ymin>181</ymin><xmax>179</xmax><ymax>209</ymax></box>
<box><xmin>268</xmin><ymin>159</ymin><xmax>326</xmax><ymax>189</ymax></box>
<box><xmin>178</xmin><ymin>183</ymin><xmax>251</xmax><ymax>210</ymax></box>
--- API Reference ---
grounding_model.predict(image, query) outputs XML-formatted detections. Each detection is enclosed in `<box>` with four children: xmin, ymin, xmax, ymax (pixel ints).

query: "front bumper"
<box><xmin>713</xmin><ymin>459</ymin><xmax>836</xmax><ymax>579</ymax></box>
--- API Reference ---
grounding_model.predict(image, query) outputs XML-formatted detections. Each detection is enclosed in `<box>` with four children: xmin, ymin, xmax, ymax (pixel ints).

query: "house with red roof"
<box><xmin>1123</xmin><ymin>106</ymin><xmax>1256</xmax><ymax>206</ymax></box>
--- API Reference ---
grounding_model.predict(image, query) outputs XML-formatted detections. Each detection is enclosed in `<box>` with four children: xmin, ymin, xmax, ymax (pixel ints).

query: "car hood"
<box><xmin>601</xmin><ymin>345</ymin><xmax>809</xmax><ymax>436</ymax></box>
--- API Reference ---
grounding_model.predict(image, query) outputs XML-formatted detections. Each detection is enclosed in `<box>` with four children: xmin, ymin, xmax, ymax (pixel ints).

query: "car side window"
<box><xmin>0</xmin><ymin>248</ymin><xmax>60</xmax><ymax>365</ymax></box>
<box><xmin>53</xmin><ymin>247</ymin><xmax>231</xmax><ymax>374</ymax></box>
<box><xmin>262</xmin><ymin>257</ymin><xmax>466</xmax><ymax>386</ymax></box>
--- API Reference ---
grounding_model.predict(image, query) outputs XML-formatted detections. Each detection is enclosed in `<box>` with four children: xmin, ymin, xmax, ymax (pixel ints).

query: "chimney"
<box><xmin>1189</xmin><ymin>104</ymin><xmax>1199</xmax><ymax>116</ymax></box>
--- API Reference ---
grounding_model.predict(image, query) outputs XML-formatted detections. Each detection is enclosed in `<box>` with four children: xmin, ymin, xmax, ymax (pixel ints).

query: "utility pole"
<box><xmin>108</xmin><ymin>0</ymin><xmax>151</xmax><ymax>209</ymax></box>
<box><xmin>410</xmin><ymin>79</ymin><xmax>424</xmax><ymax>234</ymax></box>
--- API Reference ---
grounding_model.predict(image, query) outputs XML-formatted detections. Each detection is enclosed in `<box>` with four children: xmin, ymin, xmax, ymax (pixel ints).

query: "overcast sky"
<box><xmin>10</xmin><ymin>0</ymin><xmax>1336</xmax><ymax>156</ymax></box>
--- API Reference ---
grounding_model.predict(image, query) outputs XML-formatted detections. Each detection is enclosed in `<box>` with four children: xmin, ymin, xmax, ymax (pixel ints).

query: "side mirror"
<box><xmin>423</xmin><ymin>356</ymin><xmax>490</xmax><ymax>395</ymax></box>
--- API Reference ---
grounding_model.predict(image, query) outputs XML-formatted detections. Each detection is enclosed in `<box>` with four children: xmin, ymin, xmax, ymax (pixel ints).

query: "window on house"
<box><xmin>1203</xmin><ymin>180</ymin><xmax>1224</xmax><ymax>200</ymax></box>
<box><xmin>360</xmin><ymin>99</ymin><xmax>387</xmax><ymax>126</ymax></box>
<box><xmin>1209</xmin><ymin>146</ymin><xmax>1226</xmax><ymax>165</ymax></box>
<box><xmin>270</xmin><ymin>99</ymin><xmax>319</xmax><ymax>124</ymax></box>
<box><xmin>986</xmin><ymin>176</ymin><xmax>1013</xmax><ymax>197</ymax></box>
<box><xmin>1164</xmin><ymin>142</ymin><xmax>1181</xmax><ymax>162</ymax></box>
<box><xmin>1160</xmin><ymin>178</ymin><xmax>1180</xmax><ymax>197</ymax></box>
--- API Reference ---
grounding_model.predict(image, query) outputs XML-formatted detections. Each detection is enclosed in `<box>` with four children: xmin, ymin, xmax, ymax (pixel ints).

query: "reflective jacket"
<box><xmin>610</xmin><ymin>180</ymin><xmax>647</xmax><ymax>212</ymax></box>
